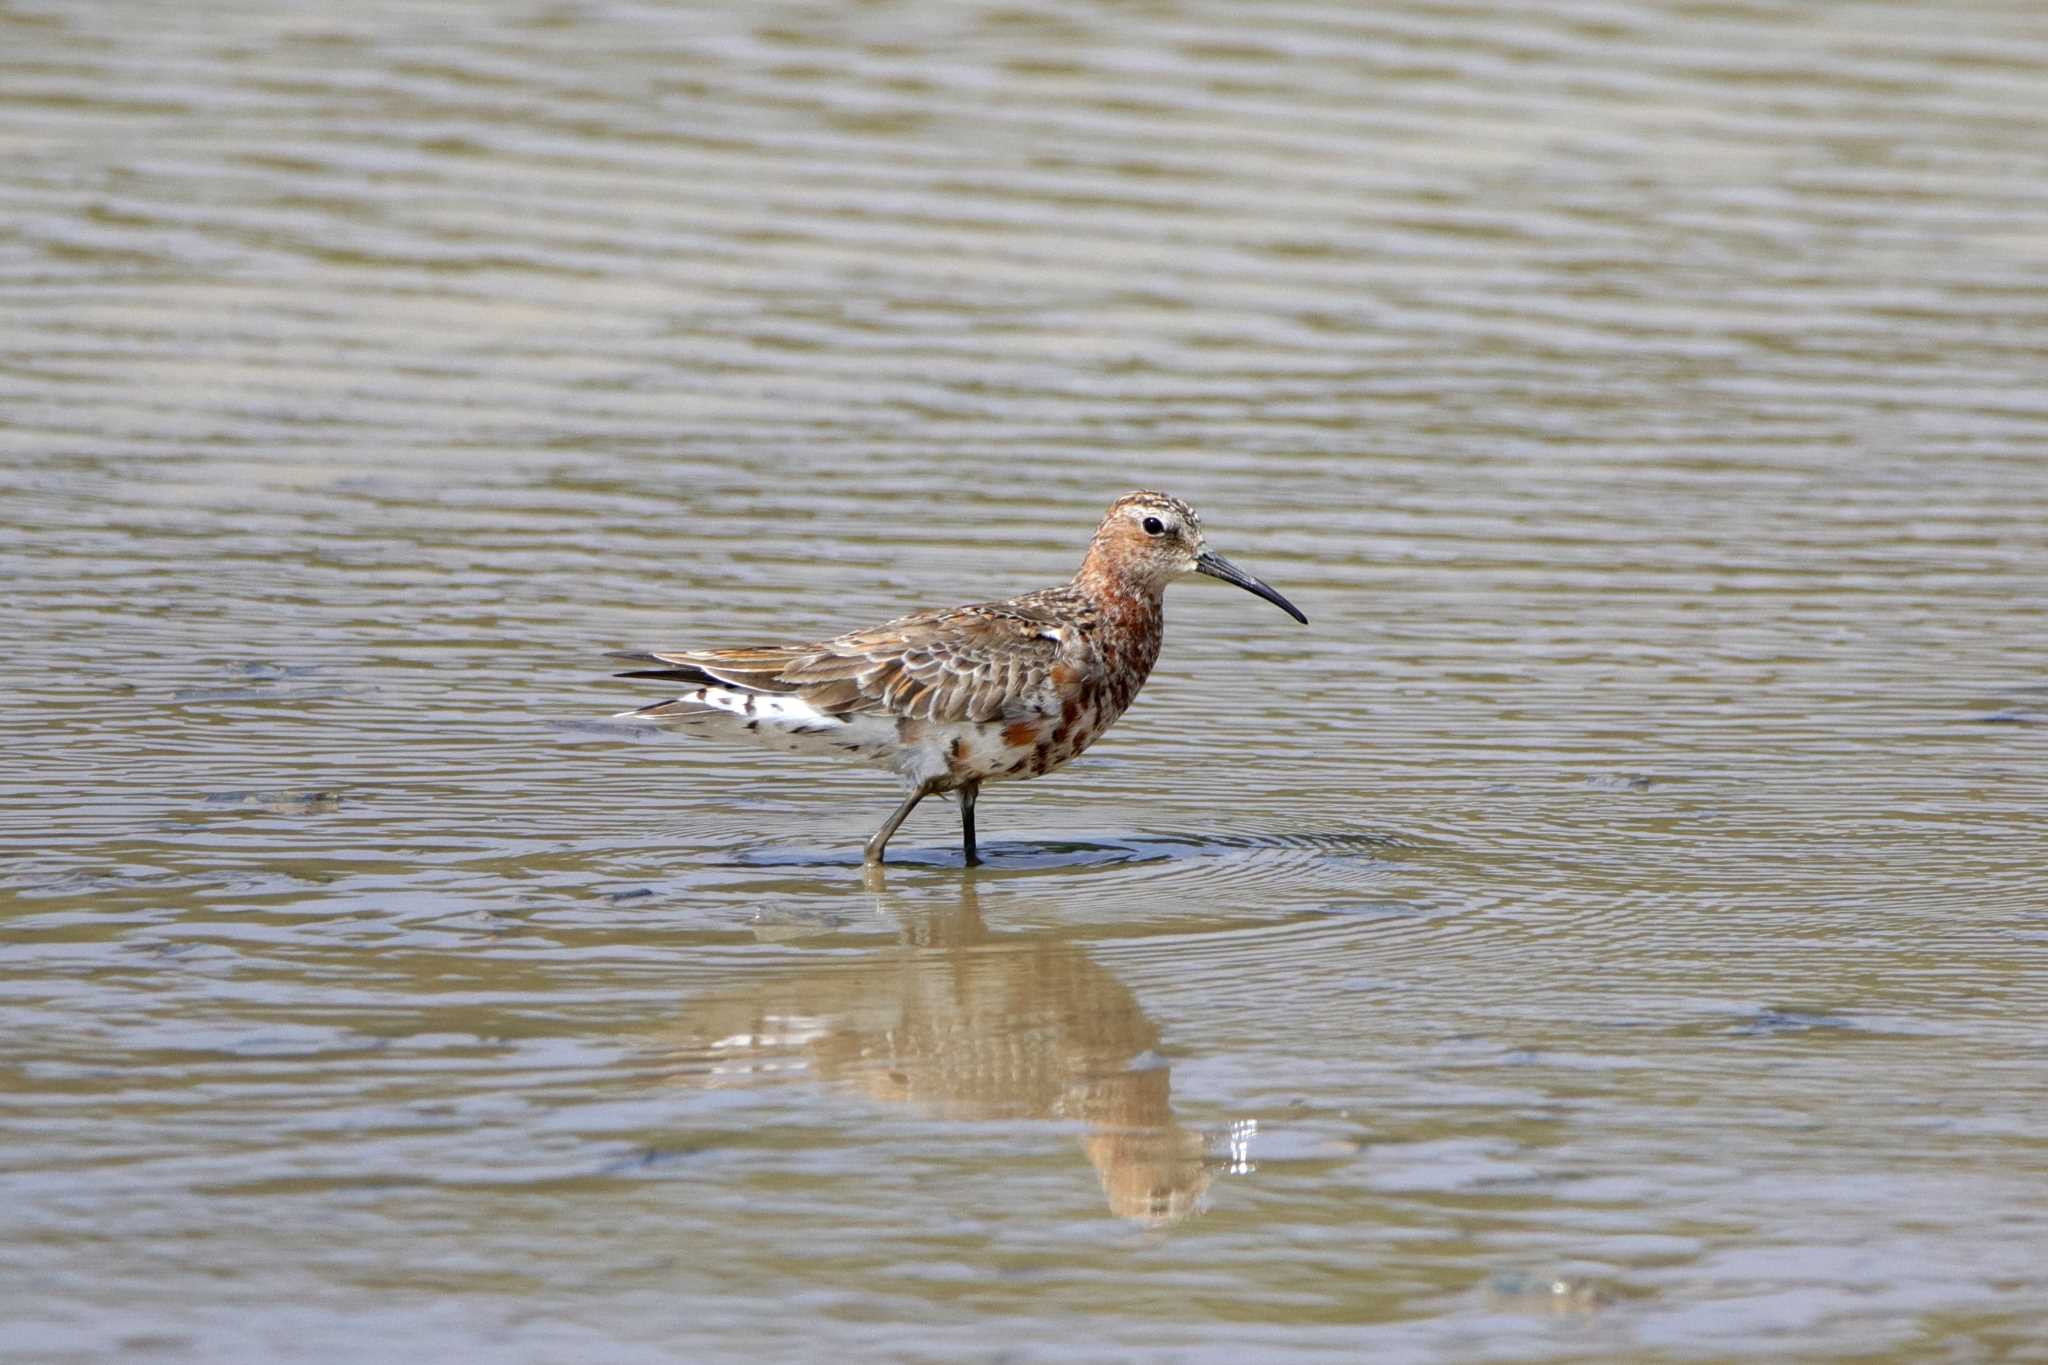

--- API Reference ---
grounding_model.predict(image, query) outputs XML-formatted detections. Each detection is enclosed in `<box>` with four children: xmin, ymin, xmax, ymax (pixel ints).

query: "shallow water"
<box><xmin>4</xmin><ymin>0</ymin><xmax>2048</xmax><ymax>1359</ymax></box>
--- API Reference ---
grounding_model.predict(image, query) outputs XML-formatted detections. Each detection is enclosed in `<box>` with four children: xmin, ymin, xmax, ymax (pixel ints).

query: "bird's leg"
<box><xmin>959</xmin><ymin>780</ymin><xmax>981</xmax><ymax>867</ymax></box>
<box><xmin>865</xmin><ymin>779</ymin><xmax>939</xmax><ymax>866</ymax></box>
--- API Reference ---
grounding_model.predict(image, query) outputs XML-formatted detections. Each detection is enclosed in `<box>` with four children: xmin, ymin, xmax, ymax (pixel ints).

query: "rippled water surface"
<box><xmin>5</xmin><ymin>0</ymin><xmax>2048</xmax><ymax>1359</ymax></box>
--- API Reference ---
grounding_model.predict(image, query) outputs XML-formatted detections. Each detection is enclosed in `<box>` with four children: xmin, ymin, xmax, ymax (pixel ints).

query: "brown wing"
<box><xmin>615</xmin><ymin>600</ymin><xmax>1074</xmax><ymax>724</ymax></box>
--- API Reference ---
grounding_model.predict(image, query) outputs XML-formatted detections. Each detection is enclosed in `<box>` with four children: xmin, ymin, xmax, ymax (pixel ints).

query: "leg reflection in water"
<box><xmin>658</xmin><ymin>875</ymin><xmax>1215</xmax><ymax>1226</ymax></box>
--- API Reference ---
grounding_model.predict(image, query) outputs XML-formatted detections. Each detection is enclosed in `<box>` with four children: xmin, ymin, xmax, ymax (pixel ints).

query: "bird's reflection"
<box><xmin>662</xmin><ymin>876</ymin><xmax>1213</xmax><ymax>1225</ymax></box>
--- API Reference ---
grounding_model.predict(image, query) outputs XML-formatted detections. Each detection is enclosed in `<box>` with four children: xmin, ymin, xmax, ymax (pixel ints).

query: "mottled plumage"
<box><xmin>612</xmin><ymin>491</ymin><xmax>1307</xmax><ymax>865</ymax></box>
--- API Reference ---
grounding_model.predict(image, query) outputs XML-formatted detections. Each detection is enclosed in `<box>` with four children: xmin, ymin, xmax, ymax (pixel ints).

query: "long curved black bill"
<box><xmin>1195</xmin><ymin>550</ymin><xmax>1308</xmax><ymax>624</ymax></box>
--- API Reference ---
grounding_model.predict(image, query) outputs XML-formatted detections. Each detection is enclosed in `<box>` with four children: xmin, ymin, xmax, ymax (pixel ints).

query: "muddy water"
<box><xmin>5</xmin><ymin>0</ymin><xmax>2048</xmax><ymax>1359</ymax></box>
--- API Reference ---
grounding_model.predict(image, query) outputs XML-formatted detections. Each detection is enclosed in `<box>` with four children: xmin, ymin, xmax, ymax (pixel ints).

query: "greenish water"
<box><xmin>4</xmin><ymin>1</ymin><xmax>2047</xmax><ymax>1359</ymax></box>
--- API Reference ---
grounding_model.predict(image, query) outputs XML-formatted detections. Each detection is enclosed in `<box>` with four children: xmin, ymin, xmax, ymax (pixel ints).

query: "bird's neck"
<box><xmin>1070</xmin><ymin>552</ymin><xmax>1166</xmax><ymax>709</ymax></box>
<box><xmin>1072</xmin><ymin>542</ymin><xmax>1168</xmax><ymax>615</ymax></box>
<box><xmin>1074</xmin><ymin>570</ymin><xmax>1163</xmax><ymax>631</ymax></box>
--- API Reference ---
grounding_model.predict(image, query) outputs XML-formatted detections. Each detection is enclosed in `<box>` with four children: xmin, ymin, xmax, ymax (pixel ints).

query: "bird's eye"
<box><xmin>1141</xmin><ymin>516</ymin><xmax>1166</xmax><ymax>536</ymax></box>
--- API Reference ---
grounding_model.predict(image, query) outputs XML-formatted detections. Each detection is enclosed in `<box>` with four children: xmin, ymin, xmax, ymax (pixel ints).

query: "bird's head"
<box><xmin>1082</xmin><ymin>490</ymin><xmax>1307</xmax><ymax>624</ymax></box>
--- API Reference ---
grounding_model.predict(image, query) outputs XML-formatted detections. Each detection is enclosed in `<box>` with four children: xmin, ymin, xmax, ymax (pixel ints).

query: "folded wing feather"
<box><xmin>613</xmin><ymin>602</ymin><xmax>1072</xmax><ymax>725</ymax></box>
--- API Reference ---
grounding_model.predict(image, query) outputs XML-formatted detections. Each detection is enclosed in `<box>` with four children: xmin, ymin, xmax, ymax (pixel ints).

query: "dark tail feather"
<box><xmin>616</xmin><ymin>667</ymin><xmax>720</xmax><ymax>683</ymax></box>
<box><xmin>626</xmin><ymin>696</ymin><xmax>722</xmax><ymax>718</ymax></box>
<box><xmin>609</xmin><ymin>651</ymin><xmax>719</xmax><ymax>686</ymax></box>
